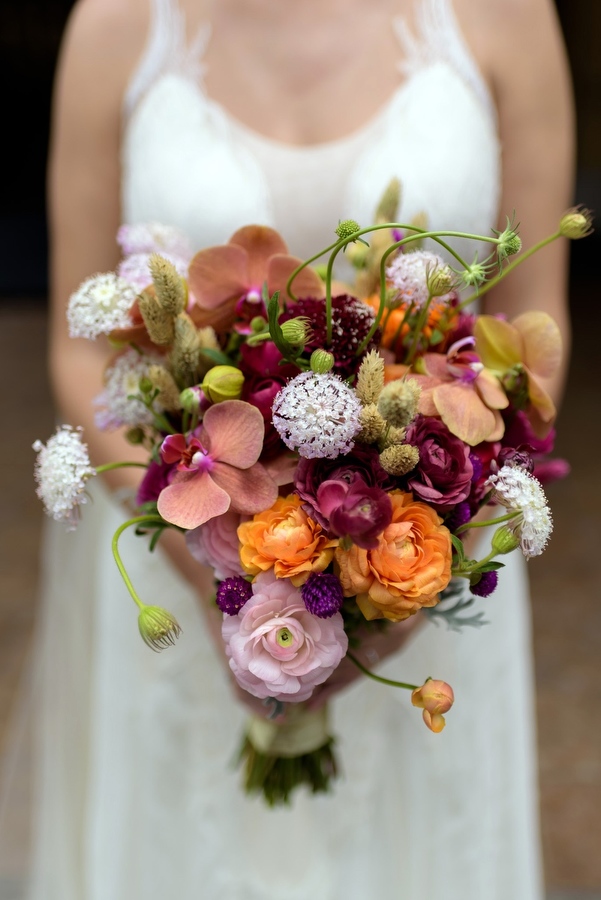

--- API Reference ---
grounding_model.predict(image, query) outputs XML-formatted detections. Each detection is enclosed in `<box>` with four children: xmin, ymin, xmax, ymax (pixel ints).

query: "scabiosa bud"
<box><xmin>426</xmin><ymin>264</ymin><xmax>454</xmax><ymax>297</ymax></box>
<box><xmin>559</xmin><ymin>207</ymin><xmax>594</xmax><ymax>239</ymax></box>
<box><xmin>470</xmin><ymin>570</ymin><xmax>499</xmax><ymax>598</ymax></box>
<box><xmin>335</xmin><ymin>219</ymin><xmax>361</xmax><ymax>241</ymax></box>
<box><xmin>459</xmin><ymin>258</ymin><xmax>490</xmax><ymax>288</ymax></box>
<box><xmin>280</xmin><ymin>317</ymin><xmax>312</xmax><ymax>347</ymax></box>
<box><xmin>491</xmin><ymin>525</ymin><xmax>521</xmax><ymax>555</ymax></box>
<box><xmin>301</xmin><ymin>572</ymin><xmax>344</xmax><ymax>618</ymax></box>
<box><xmin>495</xmin><ymin>223</ymin><xmax>522</xmax><ymax>261</ymax></box>
<box><xmin>310</xmin><ymin>349</ymin><xmax>335</xmax><ymax>373</ymax></box>
<box><xmin>216</xmin><ymin>576</ymin><xmax>253</xmax><ymax>615</ymax></box>
<box><xmin>138</xmin><ymin>605</ymin><xmax>182</xmax><ymax>651</ymax></box>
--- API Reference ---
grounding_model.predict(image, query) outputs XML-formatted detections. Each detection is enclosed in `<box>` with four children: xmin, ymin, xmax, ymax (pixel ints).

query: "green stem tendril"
<box><xmin>455</xmin><ymin>509</ymin><xmax>520</xmax><ymax>534</ymax></box>
<box><xmin>96</xmin><ymin>461</ymin><xmax>149</xmax><ymax>474</ymax></box>
<box><xmin>459</xmin><ymin>231</ymin><xmax>562</xmax><ymax>310</ymax></box>
<box><xmin>347</xmin><ymin>652</ymin><xmax>418</xmax><ymax>691</ymax></box>
<box><xmin>111</xmin><ymin>515</ymin><xmax>166</xmax><ymax>610</ymax></box>
<box><xmin>452</xmin><ymin>550</ymin><xmax>497</xmax><ymax>576</ymax></box>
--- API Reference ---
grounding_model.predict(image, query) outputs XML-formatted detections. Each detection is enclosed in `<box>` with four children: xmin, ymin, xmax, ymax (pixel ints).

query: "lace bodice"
<box><xmin>121</xmin><ymin>0</ymin><xmax>501</xmax><ymax>263</ymax></box>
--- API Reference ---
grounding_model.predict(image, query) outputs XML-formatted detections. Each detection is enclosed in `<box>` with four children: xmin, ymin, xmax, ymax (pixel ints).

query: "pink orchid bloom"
<box><xmin>187</xmin><ymin>225</ymin><xmax>325</xmax><ymax>334</ymax></box>
<box><xmin>412</xmin><ymin>336</ymin><xmax>509</xmax><ymax>446</ymax></box>
<box><xmin>474</xmin><ymin>311</ymin><xmax>562</xmax><ymax>437</ymax></box>
<box><xmin>157</xmin><ymin>400</ymin><xmax>278</xmax><ymax>530</ymax></box>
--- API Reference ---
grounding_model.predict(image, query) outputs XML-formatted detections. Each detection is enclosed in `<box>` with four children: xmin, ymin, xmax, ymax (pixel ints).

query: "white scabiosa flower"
<box><xmin>486</xmin><ymin>465</ymin><xmax>553</xmax><ymax>559</ymax></box>
<box><xmin>386</xmin><ymin>250</ymin><xmax>448</xmax><ymax>308</ymax></box>
<box><xmin>94</xmin><ymin>349</ymin><xmax>164</xmax><ymax>431</ymax></box>
<box><xmin>67</xmin><ymin>273</ymin><xmax>137</xmax><ymax>339</ymax></box>
<box><xmin>272</xmin><ymin>371</ymin><xmax>362</xmax><ymax>459</ymax></box>
<box><xmin>33</xmin><ymin>426</ymin><xmax>96</xmax><ymax>530</ymax></box>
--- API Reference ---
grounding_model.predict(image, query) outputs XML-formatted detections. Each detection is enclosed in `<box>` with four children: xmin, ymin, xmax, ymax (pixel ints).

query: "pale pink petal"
<box><xmin>188</xmin><ymin>244</ymin><xmax>249</xmax><ymax>310</ymax></box>
<box><xmin>475</xmin><ymin>369</ymin><xmax>509</xmax><ymax>410</ymax></box>
<box><xmin>474</xmin><ymin>316</ymin><xmax>523</xmax><ymax>373</ymax></box>
<box><xmin>212</xmin><ymin>462</ymin><xmax>279</xmax><ymax>515</ymax></box>
<box><xmin>157</xmin><ymin>471</ymin><xmax>231</xmax><ymax>529</ymax></box>
<box><xmin>264</xmin><ymin>453</ymin><xmax>298</xmax><ymax>486</ymax></box>
<box><xmin>421</xmin><ymin>353</ymin><xmax>451</xmax><ymax>380</ymax></box>
<box><xmin>201</xmin><ymin>400</ymin><xmax>265</xmax><ymax>468</ymax></box>
<box><xmin>267</xmin><ymin>255</ymin><xmax>325</xmax><ymax>302</ymax></box>
<box><xmin>229</xmin><ymin>225</ymin><xmax>288</xmax><ymax>287</ymax></box>
<box><xmin>433</xmin><ymin>383</ymin><xmax>498</xmax><ymax>446</ymax></box>
<box><xmin>512</xmin><ymin>311</ymin><xmax>563</xmax><ymax>378</ymax></box>
<box><xmin>488</xmin><ymin>408</ymin><xmax>506</xmax><ymax>442</ymax></box>
<box><xmin>525</xmin><ymin>369</ymin><xmax>557</xmax><ymax>434</ymax></box>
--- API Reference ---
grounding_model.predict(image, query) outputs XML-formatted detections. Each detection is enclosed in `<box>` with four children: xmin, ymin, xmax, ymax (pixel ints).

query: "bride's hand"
<box><xmin>305</xmin><ymin>613</ymin><xmax>423</xmax><ymax>711</ymax></box>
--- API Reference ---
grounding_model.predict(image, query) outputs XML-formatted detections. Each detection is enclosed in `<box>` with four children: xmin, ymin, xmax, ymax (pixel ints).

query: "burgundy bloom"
<box><xmin>136</xmin><ymin>459</ymin><xmax>175</xmax><ymax>506</ymax></box>
<box><xmin>281</xmin><ymin>294</ymin><xmax>379</xmax><ymax>379</ymax></box>
<box><xmin>240</xmin><ymin>342</ymin><xmax>297</xmax><ymax>459</ymax></box>
<box><xmin>316</xmin><ymin>476</ymin><xmax>393</xmax><ymax>549</ymax></box>
<box><xmin>501</xmin><ymin>410</ymin><xmax>569</xmax><ymax>485</ymax></box>
<box><xmin>404</xmin><ymin>416</ymin><xmax>473</xmax><ymax>512</ymax></box>
<box><xmin>295</xmin><ymin>445</ymin><xmax>389</xmax><ymax>528</ymax></box>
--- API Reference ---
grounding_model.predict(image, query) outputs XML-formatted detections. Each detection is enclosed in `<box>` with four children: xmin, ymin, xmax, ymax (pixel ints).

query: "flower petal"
<box><xmin>212</xmin><ymin>462</ymin><xmax>279</xmax><ymax>515</ymax></box>
<box><xmin>475</xmin><ymin>369</ymin><xmax>509</xmax><ymax>410</ymax></box>
<box><xmin>267</xmin><ymin>255</ymin><xmax>325</xmax><ymax>302</ymax></box>
<box><xmin>474</xmin><ymin>316</ymin><xmax>523</xmax><ymax>373</ymax></box>
<box><xmin>229</xmin><ymin>225</ymin><xmax>288</xmax><ymax>287</ymax></box>
<box><xmin>512</xmin><ymin>311</ymin><xmax>562</xmax><ymax>378</ymax></box>
<box><xmin>433</xmin><ymin>383</ymin><xmax>498</xmax><ymax>446</ymax></box>
<box><xmin>157</xmin><ymin>472</ymin><xmax>231</xmax><ymax>529</ymax></box>
<box><xmin>202</xmin><ymin>400</ymin><xmax>265</xmax><ymax>468</ymax></box>
<box><xmin>188</xmin><ymin>244</ymin><xmax>249</xmax><ymax>310</ymax></box>
<box><xmin>525</xmin><ymin>369</ymin><xmax>557</xmax><ymax>436</ymax></box>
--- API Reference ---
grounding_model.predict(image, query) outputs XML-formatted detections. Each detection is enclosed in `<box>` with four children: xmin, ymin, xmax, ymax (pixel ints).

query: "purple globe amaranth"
<box><xmin>316</xmin><ymin>476</ymin><xmax>393</xmax><ymax>550</ymax></box>
<box><xmin>470</xmin><ymin>570</ymin><xmax>499</xmax><ymax>598</ymax></box>
<box><xmin>301</xmin><ymin>572</ymin><xmax>344</xmax><ymax>618</ymax></box>
<box><xmin>404</xmin><ymin>415</ymin><xmax>473</xmax><ymax>512</ymax></box>
<box><xmin>295</xmin><ymin>444</ymin><xmax>390</xmax><ymax>529</ymax></box>
<box><xmin>216</xmin><ymin>576</ymin><xmax>253</xmax><ymax>615</ymax></box>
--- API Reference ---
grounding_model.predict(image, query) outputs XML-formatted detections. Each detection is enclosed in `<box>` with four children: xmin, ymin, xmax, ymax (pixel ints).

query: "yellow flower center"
<box><xmin>276</xmin><ymin>627</ymin><xmax>294</xmax><ymax>647</ymax></box>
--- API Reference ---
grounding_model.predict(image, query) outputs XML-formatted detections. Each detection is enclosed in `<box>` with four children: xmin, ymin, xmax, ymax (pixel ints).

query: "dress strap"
<box><xmin>394</xmin><ymin>0</ymin><xmax>496</xmax><ymax>120</ymax></box>
<box><xmin>123</xmin><ymin>0</ymin><xmax>210</xmax><ymax>120</ymax></box>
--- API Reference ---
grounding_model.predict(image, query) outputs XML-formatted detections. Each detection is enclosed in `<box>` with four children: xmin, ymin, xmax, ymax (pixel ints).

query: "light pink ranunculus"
<box><xmin>222</xmin><ymin>571</ymin><xmax>347</xmax><ymax>702</ymax></box>
<box><xmin>185</xmin><ymin>509</ymin><xmax>245</xmax><ymax>580</ymax></box>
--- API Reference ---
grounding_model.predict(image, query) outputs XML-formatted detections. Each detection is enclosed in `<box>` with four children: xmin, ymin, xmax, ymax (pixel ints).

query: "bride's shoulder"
<box><xmin>57</xmin><ymin>0</ymin><xmax>150</xmax><ymax>103</ymax></box>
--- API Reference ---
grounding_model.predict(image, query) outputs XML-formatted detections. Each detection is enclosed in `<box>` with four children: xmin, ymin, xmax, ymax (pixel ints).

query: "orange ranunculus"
<box><xmin>411</xmin><ymin>679</ymin><xmax>455</xmax><ymax>733</ymax></box>
<box><xmin>238</xmin><ymin>495</ymin><xmax>338</xmax><ymax>587</ymax></box>
<box><xmin>335</xmin><ymin>491</ymin><xmax>452</xmax><ymax>622</ymax></box>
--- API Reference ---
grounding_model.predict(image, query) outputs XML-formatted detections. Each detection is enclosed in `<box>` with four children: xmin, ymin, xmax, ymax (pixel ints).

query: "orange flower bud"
<box><xmin>411</xmin><ymin>679</ymin><xmax>454</xmax><ymax>733</ymax></box>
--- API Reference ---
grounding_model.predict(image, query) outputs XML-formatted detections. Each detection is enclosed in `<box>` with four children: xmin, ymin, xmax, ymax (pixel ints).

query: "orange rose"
<box><xmin>335</xmin><ymin>491</ymin><xmax>452</xmax><ymax>621</ymax></box>
<box><xmin>238</xmin><ymin>495</ymin><xmax>338</xmax><ymax>586</ymax></box>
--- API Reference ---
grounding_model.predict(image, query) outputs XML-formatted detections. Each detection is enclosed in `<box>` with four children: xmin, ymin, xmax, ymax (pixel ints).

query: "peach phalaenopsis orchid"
<box><xmin>411</xmin><ymin>679</ymin><xmax>455</xmax><ymax>733</ymax></box>
<box><xmin>474</xmin><ymin>311</ymin><xmax>562</xmax><ymax>437</ymax></box>
<box><xmin>188</xmin><ymin>225</ymin><xmax>325</xmax><ymax>332</ymax></box>
<box><xmin>157</xmin><ymin>400</ymin><xmax>278</xmax><ymax>530</ymax></box>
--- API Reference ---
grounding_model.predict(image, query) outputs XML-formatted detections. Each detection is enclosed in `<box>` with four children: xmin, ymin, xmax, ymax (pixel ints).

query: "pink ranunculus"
<box><xmin>222</xmin><ymin>571</ymin><xmax>348</xmax><ymax>702</ymax></box>
<box><xmin>185</xmin><ymin>509</ymin><xmax>246</xmax><ymax>580</ymax></box>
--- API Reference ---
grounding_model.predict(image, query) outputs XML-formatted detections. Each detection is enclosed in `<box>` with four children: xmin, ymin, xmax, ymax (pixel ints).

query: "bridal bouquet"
<box><xmin>33</xmin><ymin>190</ymin><xmax>589</xmax><ymax>804</ymax></box>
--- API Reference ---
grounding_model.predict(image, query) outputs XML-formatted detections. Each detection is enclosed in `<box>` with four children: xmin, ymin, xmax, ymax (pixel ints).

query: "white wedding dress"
<box><xmin>2</xmin><ymin>1</ymin><xmax>544</xmax><ymax>897</ymax></box>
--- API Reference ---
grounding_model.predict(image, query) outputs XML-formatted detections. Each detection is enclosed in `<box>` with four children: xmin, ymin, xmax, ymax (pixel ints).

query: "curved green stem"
<box><xmin>347</xmin><ymin>652</ymin><xmax>418</xmax><ymax>691</ymax></box>
<box><xmin>459</xmin><ymin>231</ymin><xmax>562</xmax><ymax>309</ymax></box>
<box><xmin>96</xmin><ymin>461</ymin><xmax>149</xmax><ymax>474</ymax></box>
<box><xmin>111</xmin><ymin>515</ymin><xmax>165</xmax><ymax>610</ymax></box>
<box><xmin>452</xmin><ymin>550</ymin><xmax>497</xmax><ymax>577</ymax></box>
<box><xmin>455</xmin><ymin>509</ymin><xmax>520</xmax><ymax>534</ymax></box>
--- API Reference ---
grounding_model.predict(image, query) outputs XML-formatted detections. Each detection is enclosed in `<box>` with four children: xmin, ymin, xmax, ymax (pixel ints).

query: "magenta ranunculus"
<box><xmin>295</xmin><ymin>445</ymin><xmax>389</xmax><ymax>528</ymax></box>
<box><xmin>240</xmin><ymin>342</ymin><xmax>297</xmax><ymax>459</ymax></box>
<box><xmin>185</xmin><ymin>508</ymin><xmax>246</xmax><ymax>580</ymax></box>
<box><xmin>316</xmin><ymin>476</ymin><xmax>392</xmax><ymax>549</ymax></box>
<box><xmin>404</xmin><ymin>415</ymin><xmax>473</xmax><ymax>511</ymax></box>
<box><xmin>136</xmin><ymin>459</ymin><xmax>175</xmax><ymax>506</ymax></box>
<box><xmin>222</xmin><ymin>571</ymin><xmax>348</xmax><ymax>702</ymax></box>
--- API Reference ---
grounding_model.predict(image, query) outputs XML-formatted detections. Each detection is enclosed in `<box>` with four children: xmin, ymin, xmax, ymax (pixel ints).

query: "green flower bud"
<box><xmin>346</xmin><ymin>240</ymin><xmax>370</xmax><ymax>269</ymax></box>
<box><xmin>139</xmin><ymin>376</ymin><xmax>154</xmax><ymax>395</ymax></box>
<box><xmin>559</xmin><ymin>207</ymin><xmax>594</xmax><ymax>239</ymax></box>
<box><xmin>201</xmin><ymin>365</ymin><xmax>244</xmax><ymax>403</ymax></box>
<box><xmin>179</xmin><ymin>386</ymin><xmax>203</xmax><ymax>413</ymax></box>
<box><xmin>335</xmin><ymin>219</ymin><xmax>361</xmax><ymax>241</ymax></box>
<box><xmin>426</xmin><ymin>264</ymin><xmax>454</xmax><ymax>297</ymax></box>
<box><xmin>125</xmin><ymin>426</ymin><xmax>145</xmax><ymax>445</ymax></box>
<box><xmin>138</xmin><ymin>605</ymin><xmax>182</xmax><ymax>652</ymax></box>
<box><xmin>460</xmin><ymin>261</ymin><xmax>488</xmax><ymax>288</ymax></box>
<box><xmin>280</xmin><ymin>317</ymin><xmax>312</xmax><ymax>347</ymax></box>
<box><xmin>496</xmin><ymin>225</ymin><xmax>522</xmax><ymax>261</ymax></box>
<box><xmin>250</xmin><ymin>315</ymin><xmax>268</xmax><ymax>332</ymax></box>
<box><xmin>310</xmin><ymin>349</ymin><xmax>335</xmax><ymax>374</ymax></box>
<box><xmin>491</xmin><ymin>525</ymin><xmax>520</xmax><ymax>555</ymax></box>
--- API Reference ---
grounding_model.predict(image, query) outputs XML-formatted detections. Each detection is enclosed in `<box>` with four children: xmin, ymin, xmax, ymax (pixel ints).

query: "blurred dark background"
<box><xmin>0</xmin><ymin>2</ymin><xmax>599</xmax><ymax>897</ymax></box>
